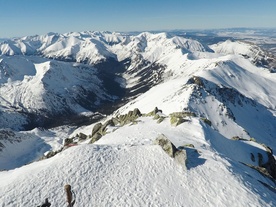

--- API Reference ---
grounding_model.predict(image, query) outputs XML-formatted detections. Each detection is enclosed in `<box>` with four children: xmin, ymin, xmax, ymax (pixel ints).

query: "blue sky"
<box><xmin>0</xmin><ymin>0</ymin><xmax>275</xmax><ymax>38</ymax></box>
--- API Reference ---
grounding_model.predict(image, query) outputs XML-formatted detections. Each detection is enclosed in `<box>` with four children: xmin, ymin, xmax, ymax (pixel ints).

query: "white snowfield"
<box><xmin>1</xmin><ymin>117</ymin><xmax>275</xmax><ymax>207</ymax></box>
<box><xmin>0</xmin><ymin>31</ymin><xmax>276</xmax><ymax>206</ymax></box>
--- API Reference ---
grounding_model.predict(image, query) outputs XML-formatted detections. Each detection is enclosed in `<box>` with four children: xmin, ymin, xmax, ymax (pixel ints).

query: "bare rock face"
<box><xmin>260</xmin><ymin>146</ymin><xmax>276</xmax><ymax>179</ymax></box>
<box><xmin>92</xmin><ymin>123</ymin><xmax>103</xmax><ymax>137</ymax></box>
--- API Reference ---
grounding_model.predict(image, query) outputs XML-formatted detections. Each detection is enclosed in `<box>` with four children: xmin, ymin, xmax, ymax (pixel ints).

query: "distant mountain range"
<box><xmin>1</xmin><ymin>30</ymin><xmax>276</xmax><ymax>206</ymax></box>
<box><xmin>0</xmin><ymin>31</ymin><xmax>274</xmax><ymax>130</ymax></box>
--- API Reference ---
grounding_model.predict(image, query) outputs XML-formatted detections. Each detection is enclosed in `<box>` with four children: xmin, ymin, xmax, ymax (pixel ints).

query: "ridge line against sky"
<box><xmin>0</xmin><ymin>0</ymin><xmax>276</xmax><ymax>38</ymax></box>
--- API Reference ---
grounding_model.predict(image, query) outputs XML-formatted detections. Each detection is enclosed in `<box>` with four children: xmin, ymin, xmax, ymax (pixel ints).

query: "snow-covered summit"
<box><xmin>210</xmin><ymin>39</ymin><xmax>274</xmax><ymax>70</ymax></box>
<box><xmin>0</xmin><ymin>31</ymin><xmax>210</xmax><ymax>65</ymax></box>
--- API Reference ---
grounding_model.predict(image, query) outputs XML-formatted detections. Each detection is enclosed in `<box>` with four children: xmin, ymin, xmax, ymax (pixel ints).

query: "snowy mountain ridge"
<box><xmin>0</xmin><ymin>31</ymin><xmax>276</xmax><ymax>206</ymax></box>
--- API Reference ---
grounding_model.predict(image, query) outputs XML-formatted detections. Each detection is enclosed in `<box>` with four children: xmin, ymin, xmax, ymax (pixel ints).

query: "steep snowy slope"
<box><xmin>0</xmin><ymin>55</ymin><xmax>116</xmax><ymax>130</ymax></box>
<box><xmin>110</xmin><ymin>32</ymin><xmax>210</xmax><ymax>97</ymax></box>
<box><xmin>0</xmin><ymin>129</ymin><xmax>51</xmax><ymax>170</ymax></box>
<box><xmin>210</xmin><ymin>40</ymin><xmax>274</xmax><ymax>71</ymax></box>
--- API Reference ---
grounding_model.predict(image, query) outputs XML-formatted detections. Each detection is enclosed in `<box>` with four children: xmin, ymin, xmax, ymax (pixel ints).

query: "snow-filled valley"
<box><xmin>0</xmin><ymin>30</ymin><xmax>276</xmax><ymax>206</ymax></box>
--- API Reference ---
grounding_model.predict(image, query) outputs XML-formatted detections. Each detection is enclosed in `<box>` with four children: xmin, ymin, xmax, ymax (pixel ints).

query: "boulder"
<box><xmin>111</xmin><ymin>117</ymin><xmax>120</xmax><ymax>126</ymax></box>
<box><xmin>78</xmin><ymin>132</ymin><xmax>87</xmax><ymax>140</ymax></box>
<box><xmin>154</xmin><ymin>134</ymin><xmax>187</xmax><ymax>168</ymax></box>
<box><xmin>90</xmin><ymin>132</ymin><xmax>102</xmax><ymax>144</ymax></box>
<box><xmin>154</xmin><ymin>134</ymin><xmax>177</xmax><ymax>158</ymax></box>
<box><xmin>101</xmin><ymin>119</ymin><xmax>115</xmax><ymax>132</ymax></box>
<box><xmin>147</xmin><ymin>107</ymin><xmax>162</xmax><ymax>116</ymax></box>
<box><xmin>117</xmin><ymin>108</ymin><xmax>142</xmax><ymax>126</ymax></box>
<box><xmin>133</xmin><ymin>108</ymin><xmax>142</xmax><ymax>117</ymax></box>
<box><xmin>64</xmin><ymin>138</ymin><xmax>74</xmax><ymax>146</ymax></box>
<box><xmin>92</xmin><ymin>123</ymin><xmax>102</xmax><ymax>137</ymax></box>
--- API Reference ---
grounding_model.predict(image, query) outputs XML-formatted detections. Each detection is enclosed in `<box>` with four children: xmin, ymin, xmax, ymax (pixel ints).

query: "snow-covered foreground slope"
<box><xmin>1</xmin><ymin>117</ymin><xmax>275</xmax><ymax>207</ymax></box>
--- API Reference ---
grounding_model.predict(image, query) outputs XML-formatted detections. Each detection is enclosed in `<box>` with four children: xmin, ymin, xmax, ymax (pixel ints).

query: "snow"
<box><xmin>0</xmin><ymin>55</ymin><xmax>114</xmax><ymax>129</ymax></box>
<box><xmin>0</xmin><ymin>30</ymin><xmax>276</xmax><ymax>206</ymax></box>
<box><xmin>1</xmin><ymin>117</ymin><xmax>275</xmax><ymax>206</ymax></box>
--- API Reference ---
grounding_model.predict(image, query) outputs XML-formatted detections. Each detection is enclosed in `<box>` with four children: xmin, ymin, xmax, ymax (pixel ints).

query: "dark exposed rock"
<box><xmin>102</xmin><ymin>119</ymin><xmax>115</xmax><ymax>132</ymax></box>
<box><xmin>146</xmin><ymin>107</ymin><xmax>166</xmax><ymax>123</ymax></box>
<box><xmin>250</xmin><ymin>153</ymin><xmax>255</xmax><ymax>162</ymax></box>
<box><xmin>40</xmin><ymin>147</ymin><xmax>64</xmax><ymax>160</ymax></box>
<box><xmin>78</xmin><ymin>132</ymin><xmax>88</xmax><ymax>140</ymax></box>
<box><xmin>244</xmin><ymin>143</ymin><xmax>276</xmax><ymax>180</ymax></box>
<box><xmin>188</xmin><ymin>76</ymin><xmax>204</xmax><ymax>87</ymax></box>
<box><xmin>200</xmin><ymin>118</ymin><xmax>212</xmax><ymax>126</ymax></box>
<box><xmin>156</xmin><ymin>116</ymin><xmax>165</xmax><ymax>124</ymax></box>
<box><xmin>92</xmin><ymin>123</ymin><xmax>103</xmax><ymax>137</ymax></box>
<box><xmin>231</xmin><ymin>136</ymin><xmax>248</xmax><ymax>141</ymax></box>
<box><xmin>90</xmin><ymin>132</ymin><xmax>102</xmax><ymax>144</ymax></box>
<box><xmin>147</xmin><ymin>107</ymin><xmax>162</xmax><ymax>116</ymax></box>
<box><xmin>133</xmin><ymin>108</ymin><xmax>142</xmax><ymax>117</ymax></box>
<box><xmin>260</xmin><ymin>147</ymin><xmax>276</xmax><ymax>179</ymax></box>
<box><xmin>111</xmin><ymin>117</ymin><xmax>120</xmax><ymax>126</ymax></box>
<box><xmin>64</xmin><ymin>138</ymin><xmax>74</xmax><ymax>146</ymax></box>
<box><xmin>258</xmin><ymin>153</ymin><xmax>264</xmax><ymax>166</ymax></box>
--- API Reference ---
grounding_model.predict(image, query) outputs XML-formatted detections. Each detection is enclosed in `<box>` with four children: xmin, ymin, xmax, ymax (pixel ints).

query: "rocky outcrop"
<box><xmin>241</xmin><ymin>141</ymin><xmax>276</xmax><ymax>180</ymax></box>
<box><xmin>90</xmin><ymin>132</ymin><xmax>102</xmax><ymax>144</ymax></box>
<box><xmin>187</xmin><ymin>76</ymin><xmax>204</xmax><ymax>87</ymax></box>
<box><xmin>116</xmin><ymin>108</ymin><xmax>142</xmax><ymax>126</ymax></box>
<box><xmin>76</xmin><ymin>132</ymin><xmax>88</xmax><ymax>140</ymax></box>
<box><xmin>64</xmin><ymin>138</ymin><xmax>74</xmax><ymax>146</ymax></box>
<box><xmin>169</xmin><ymin>112</ymin><xmax>196</xmax><ymax>126</ymax></box>
<box><xmin>154</xmin><ymin>134</ymin><xmax>178</xmax><ymax>158</ymax></box>
<box><xmin>259</xmin><ymin>145</ymin><xmax>276</xmax><ymax>179</ymax></box>
<box><xmin>89</xmin><ymin>108</ymin><xmax>142</xmax><ymax>144</ymax></box>
<box><xmin>146</xmin><ymin>107</ymin><xmax>166</xmax><ymax>123</ymax></box>
<box><xmin>146</xmin><ymin>107</ymin><xmax>162</xmax><ymax>116</ymax></box>
<box><xmin>200</xmin><ymin>118</ymin><xmax>212</xmax><ymax>126</ymax></box>
<box><xmin>154</xmin><ymin>134</ymin><xmax>187</xmax><ymax>168</ymax></box>
<box><xmin>92</xmin><ymin>123</ymin><xmax>103</xmax><ymax>137</ymax></box>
